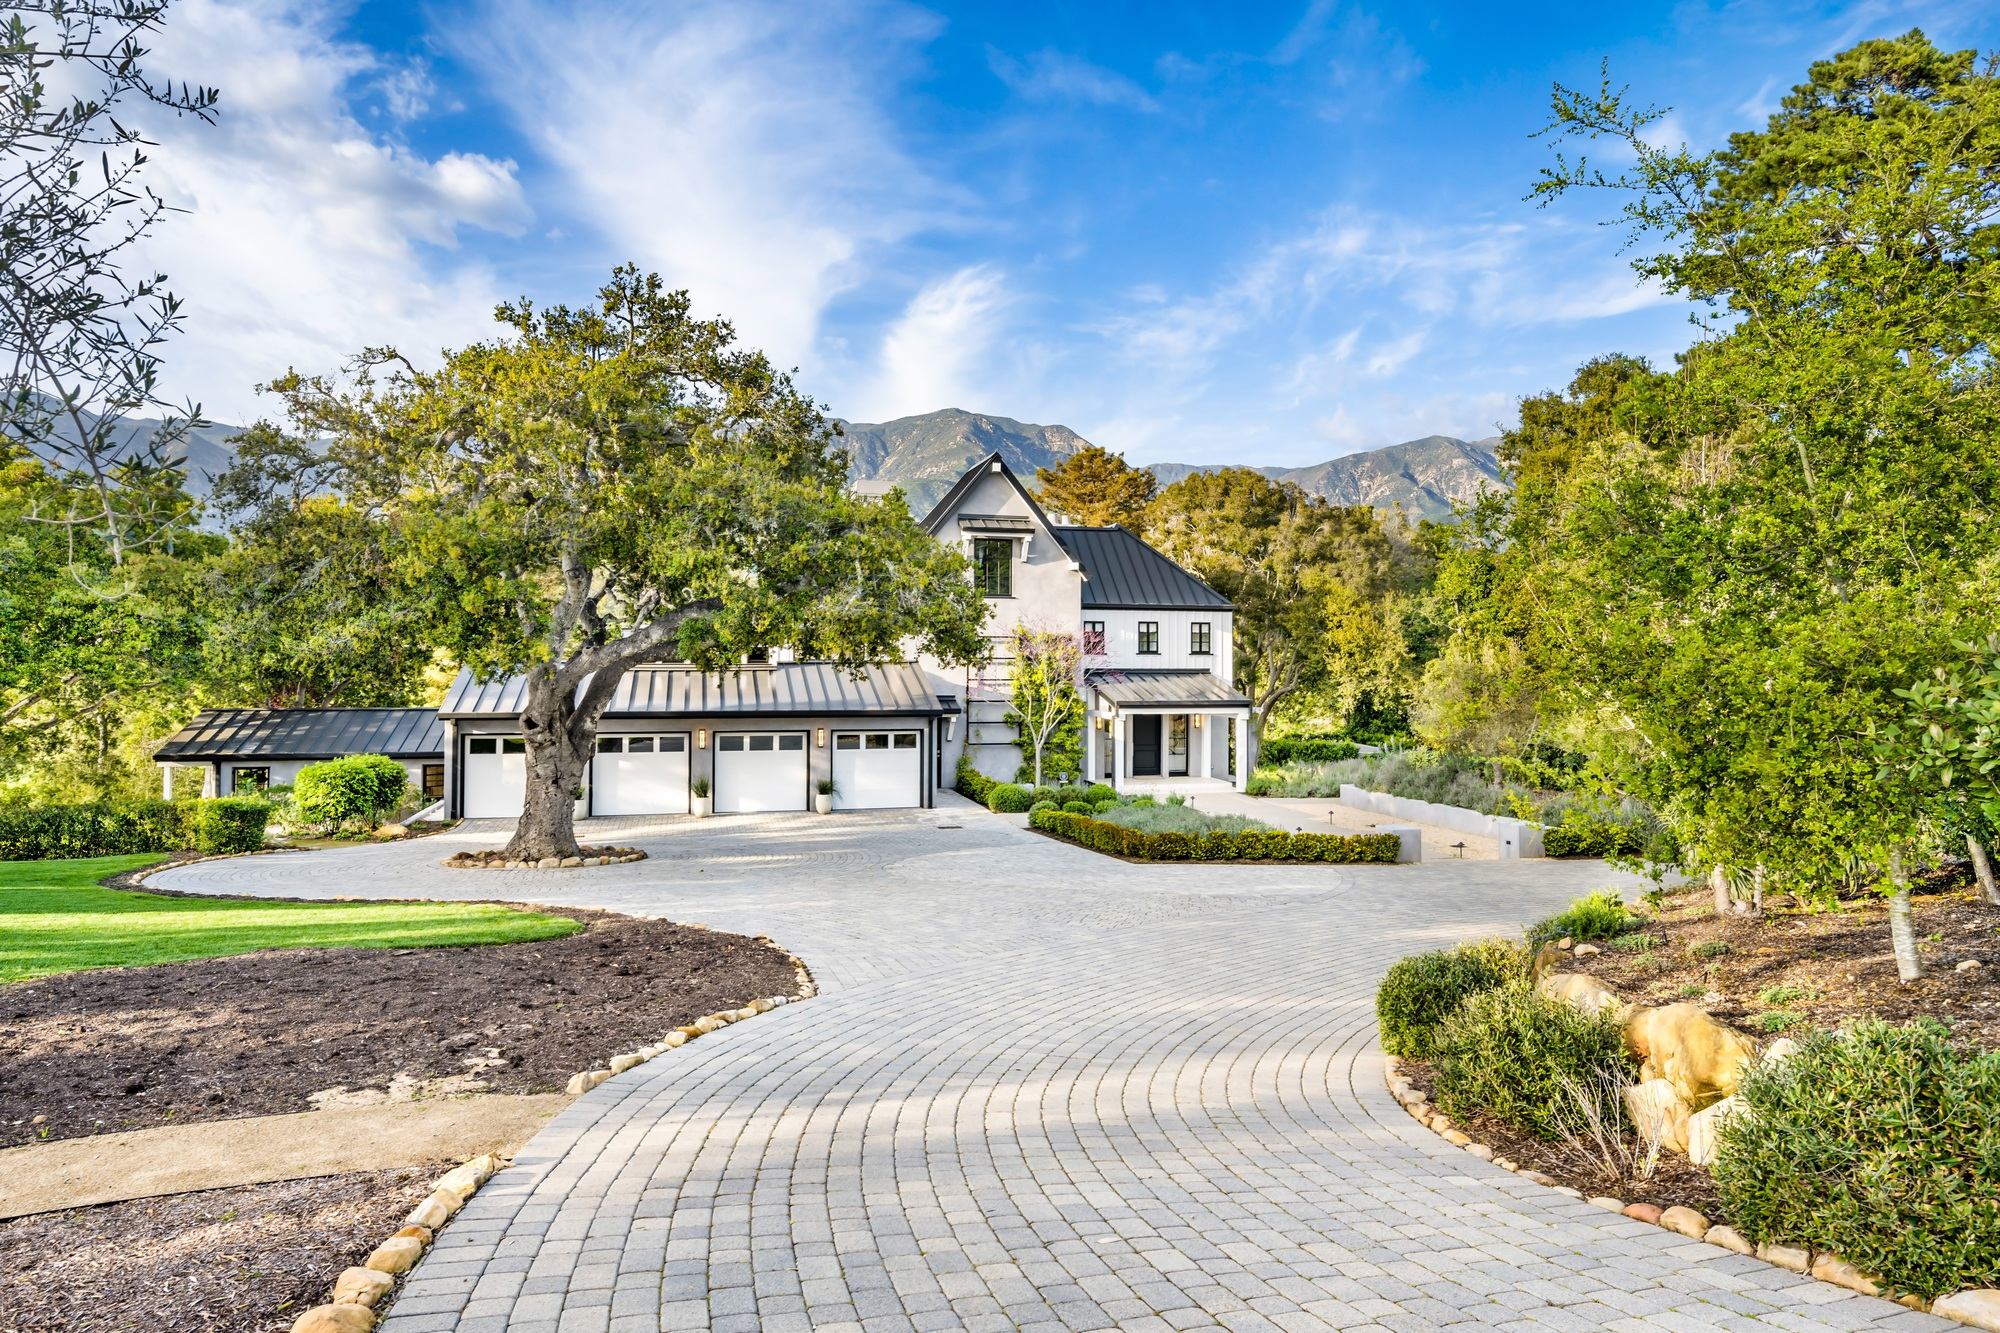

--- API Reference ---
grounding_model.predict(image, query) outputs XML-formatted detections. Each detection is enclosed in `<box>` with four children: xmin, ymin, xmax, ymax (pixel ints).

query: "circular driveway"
<box><xmin>156</xmin><ymin>802</ymin><xmax>1940</xmax><ymax>1333</ymax></box>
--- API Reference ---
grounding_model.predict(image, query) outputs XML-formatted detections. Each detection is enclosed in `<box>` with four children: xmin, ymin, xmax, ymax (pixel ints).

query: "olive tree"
<box><xmin>229</xmin><ymin>267</ymin><xmax>987</xmax><ymax>860</ymax></box>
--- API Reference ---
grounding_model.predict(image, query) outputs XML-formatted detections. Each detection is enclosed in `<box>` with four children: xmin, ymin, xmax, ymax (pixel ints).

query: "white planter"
<box><xmin>693</xmin><ymin>793</ymin><xmax>713</xmax><ymax>818</ymax></box>
<box><xmin>814</xmin><ymin>792</ymin><xmax>833</xmax><ymax>815</ymax></box>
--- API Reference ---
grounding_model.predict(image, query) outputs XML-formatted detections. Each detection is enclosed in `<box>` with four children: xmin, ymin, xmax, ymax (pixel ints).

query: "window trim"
<box><xmin>1190</xmin><ymin>621</ymin><xmax>1212</xmax><ymax>655</ymax></box>
<box><xmin>971</xmin><ymin>537</ymin><xmax>1013</xmax><ymax>598</ymax></box>
<box><xmin>1137</xmin><ymin>621</ymin><xmax>1160</xmax><ymax>655</ymax></box>
<box><xmin>1082</xmin><ymin>620</ymin><xmax>1106</xmax><ymax>655</ymax></box>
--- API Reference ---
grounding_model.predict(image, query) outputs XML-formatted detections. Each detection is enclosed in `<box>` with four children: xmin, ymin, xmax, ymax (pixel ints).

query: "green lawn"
<box><xmin>0</xmin><ymin>855</ymin><xmax>582</xmax><ymax>983</ymax></box>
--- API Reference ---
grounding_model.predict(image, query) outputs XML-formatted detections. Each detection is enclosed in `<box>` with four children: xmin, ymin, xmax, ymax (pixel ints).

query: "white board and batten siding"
<box><xmin>714</xmin><ymin>731</ymin><xmax>809</xmax><ymax>812</ymax></box>
<box><xmin>833</xmin><ymin>730</ymin><xmax>922</xmax><ymax>809</ymax></box>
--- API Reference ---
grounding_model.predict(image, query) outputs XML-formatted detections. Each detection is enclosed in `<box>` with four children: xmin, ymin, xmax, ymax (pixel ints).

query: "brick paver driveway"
<box><xmin>156</xmin><ymin>800</ymin><xmax>1942</xmax><ymax>1333</ymax></box>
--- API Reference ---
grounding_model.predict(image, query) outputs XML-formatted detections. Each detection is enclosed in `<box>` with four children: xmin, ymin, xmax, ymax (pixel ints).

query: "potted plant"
<box><xmin>815</xmin><ymin>776</ymin><xmax>837</xmax><ymax>815</ymax></box>
<box><xmin>692</xmin><ymin>776</ymin><xmax>713</xmax><ymax>817</ymax></box>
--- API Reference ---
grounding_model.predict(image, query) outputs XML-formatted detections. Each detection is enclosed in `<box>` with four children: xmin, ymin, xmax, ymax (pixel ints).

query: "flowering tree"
<box><xmin>1006</xmin><ymin>624</ymin><xmax>1084</xmax><ymax>787</ymax></box>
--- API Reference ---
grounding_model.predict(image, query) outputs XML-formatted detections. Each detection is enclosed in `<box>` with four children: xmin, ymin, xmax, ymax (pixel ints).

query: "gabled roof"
<box><xmin>439</xmin><ymin>664</ymin><xmax>949</xmax><ymax>718</ymax></box>
<box><xmin>1056</xmin><ymin>526</ymin><xmax>1234</xmax><ymax>611</ymax></box>
<box><xmin>920</xmin><ymin>453</ymin><xmax>1062</xmax><ymax>538</ymax></box>
<box><xmin>155</xmin><ymin>708</ymin><xmax>444</xmax><ymax>760</ymax></box>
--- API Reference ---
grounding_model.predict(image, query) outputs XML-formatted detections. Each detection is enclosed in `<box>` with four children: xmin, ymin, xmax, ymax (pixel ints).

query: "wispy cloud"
<box><xmin>854</xmin><ymin>265</ymin><xmax>1016</xmax><ymax>421</ymax></box>
<box><xmin>134</xmin><ymin>0</ymin><xmax>529</xmax><ymax>421</ymax></box>
<box><xmin>987</xmin><ymin>48</ymin><xmax>1160</xmax><ymax>111</ymax></box>
<box><xmin>451</xmin><ymin>0</ymin><xmax>958</xmax><ymax>373</ymax></box>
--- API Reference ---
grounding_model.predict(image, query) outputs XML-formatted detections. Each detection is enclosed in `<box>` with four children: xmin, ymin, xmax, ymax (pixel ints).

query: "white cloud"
<box><xmin>853</xmin><ymin>265</ymin><xmax>1014</xmax><ymax>421</ymax></box>
<box><xmin>987</xmin><ymin>48</ymin><xmax>1160</xmax><ymax>111</ymax></box>
<box><xmin>451</xmin><ymin>0</ymin><xmax>956</xmax><ymax>377</ymax></box>
<box><xmin>131</xmin><ymin>0</ymin><xmax>529</xmax><ymax>423</ymax></box>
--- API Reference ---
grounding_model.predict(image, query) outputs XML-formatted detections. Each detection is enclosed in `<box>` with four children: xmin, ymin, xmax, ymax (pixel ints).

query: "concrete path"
<box><xmin>154</xmin><ymin>801</ymin><xmax>1943</xmax><ymax>1333</ymax></box>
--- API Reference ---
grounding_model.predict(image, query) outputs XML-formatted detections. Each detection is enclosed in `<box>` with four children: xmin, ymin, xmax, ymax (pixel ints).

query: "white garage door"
<box><xmin>714</xmin><ymin>731</ymin><xmax>808</xmax><ymax>812</ymax></box>
<box><xmin>832</xmin><ymin>730</ymin><xmax>922</xmax><ymax>809</ymax></box>
<box><xmin>463</xmin><ymin>737</ymin><xmax>525</xmax><ymax>817</ymax></box>
<box><xmin>593</xmin><ymin>734</ymin><xmax>689</xmax><ymax>815</ymax></box>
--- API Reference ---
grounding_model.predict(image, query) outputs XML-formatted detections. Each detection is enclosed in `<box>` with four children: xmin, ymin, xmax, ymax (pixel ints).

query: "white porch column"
<box><xmin>202</xmin><ymin>764</ymin><xmax>219</xmax><ymax>798</ymax></box>
<box><xmin>160</xmin><ymin>764</ymin><xmax>173</xmax><ymax>798</ymax></box>
<box><xmin>1199</xmin><ymin>714</ymin><xmax>1214</xmax><ymax>780</ymax></box>
<box><xmin>1084</xmin><ymin>716</ymin><xmax>1099</xmax><ymax>784</ymax></box>
<box><xmin>1112</xmin><ymin>711</ymin><xmax>1128</xmax><ymax>791</ymax></box>
<box><xmin>1233</xmin><ymin>711</ymin><xmax>1250</xmax><ymax>790</ymax></box>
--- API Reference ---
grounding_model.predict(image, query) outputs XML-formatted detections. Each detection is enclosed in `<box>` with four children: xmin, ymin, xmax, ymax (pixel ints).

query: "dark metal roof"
<box><xmin>1086</xmin><ymin>669</ymin><xmax>1250</xmax><ymax>708</ymax></box>
<box><xmin>1056</xmin><ymin>526</ymin><xmax>1234</xmax><ymax>611</ymax></box>
<box><xmin>957</xmin><ymin>514</ymin><xmax>1035</xmax><ymax>532</ymax></box>
<box><xmin>440</xmin><ymin>664</ymin><xmax>949</xmax><ymax>718</ymax></box>
<box><xmin>155</xmin><ymin>709</ymin><xmax>444</xmax><ymax>760</ymax></box>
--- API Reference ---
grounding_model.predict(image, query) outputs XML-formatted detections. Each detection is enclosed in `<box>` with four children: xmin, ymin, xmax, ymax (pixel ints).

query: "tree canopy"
<box><xmin>1034</xmin><ymin>444</ymin><xmax>1156</xmax><ymax>530</ymax></box>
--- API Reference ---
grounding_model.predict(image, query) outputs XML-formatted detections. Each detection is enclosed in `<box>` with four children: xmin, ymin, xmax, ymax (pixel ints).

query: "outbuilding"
<box><xmin>154</xmin><ymin>708</ymin><xmax>445</xmax><ymax>802</ymax></box>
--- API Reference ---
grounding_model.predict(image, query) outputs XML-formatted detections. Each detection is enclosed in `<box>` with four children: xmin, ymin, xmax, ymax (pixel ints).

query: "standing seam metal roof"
<box><xmin>440</xmin><ymin>664</ymin><xmax>948</xmax><ymax>718</ymax></box>
<box><xmin>1085</xmin><ymin>669</ymin><xmax>1251</xmax><ymax>708</ymax></box>
<box><xmin>1055</xmin><ymin>527</ymin><xmax>1234</xmax><ymax>611</ymax></box>
<box><xmin>154</xmin><ymin>708</ymin><xmax>445</xmax><ymax>760</ymax></box>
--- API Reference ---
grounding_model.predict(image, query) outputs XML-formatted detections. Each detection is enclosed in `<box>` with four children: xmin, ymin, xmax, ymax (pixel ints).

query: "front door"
<box><xmin>1131</xmin><ymin>714</ymin><xmax>1162</xmax><ymax>776</ymax></box>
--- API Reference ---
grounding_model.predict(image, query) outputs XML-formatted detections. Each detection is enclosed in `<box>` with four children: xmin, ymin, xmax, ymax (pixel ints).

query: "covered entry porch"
<box><xmin>1083</xmin><ymin>669</ymin><xmax>1253</xmax><ymax>794</ymax></box>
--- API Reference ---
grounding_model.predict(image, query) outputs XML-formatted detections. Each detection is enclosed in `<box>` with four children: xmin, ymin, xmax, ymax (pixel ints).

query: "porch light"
<box><xmin>697</xmin><ymin>728</ymin><xmax>708</xmax><ymax>749</ymax></box>
<box><xmin>1192</xmin><ymin>714</ymin><xmax>1203</xmax><ymax>728</ymax></box>
<box><xmin>816</xmin><ymin>728</ymin><xmax>826</xmax><ymax>747</ymax></box>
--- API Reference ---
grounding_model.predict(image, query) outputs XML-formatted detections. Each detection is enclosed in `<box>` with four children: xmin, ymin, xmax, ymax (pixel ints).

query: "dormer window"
<box><xmin>973</xmin><ymin>538</ymin><xmax>1012</xmax><ymax>598</ymax></box>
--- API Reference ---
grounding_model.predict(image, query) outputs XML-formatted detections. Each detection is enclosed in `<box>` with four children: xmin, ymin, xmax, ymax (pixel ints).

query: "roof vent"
<box><xmin>989</xmin><ymin>460</ymin><xmax>1002</xmax><ymax>473</ymax></box>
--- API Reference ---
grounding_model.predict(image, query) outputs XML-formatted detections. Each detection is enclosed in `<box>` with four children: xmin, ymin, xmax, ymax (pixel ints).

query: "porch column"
<box><xmin>1233</xmin><ymin>711</ymin><xmax>1250</xmax><ymax>790</ymax></box>
<box><xmin>160</xmin><ymin>764</ymin><xmax>173</xmax><ymax>798</ymax></box>
<box><xmin>1112</xmin><ymin>711</ymin><xmax>1128</xmax><ymax>791</ymax></box>
<box><xmin>1199</xmin><ymin>714</ymin><xmax>1214</xmax><ymax>780</ymax></box>
<box><xmin>1084</xmin><ymin>716</ymin><xmax>1099</xmax><ymax>784</ymax></box>
<box><xmin>202</xmin><ymin>764</ymin><xmax>219</xmax><ymax>798</ymax></box>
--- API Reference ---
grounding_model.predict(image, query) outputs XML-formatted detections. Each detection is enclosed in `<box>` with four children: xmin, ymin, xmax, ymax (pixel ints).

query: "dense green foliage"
<box><xmin>1376</xmin><ymin>940</ymin><xmax>1525</xmax><ymax>1059</ymax></box>
<box><xmin>0</xmin><ymin>855</ymin><xmax>579</xmax><ymax>983</ymax></box>
<box><xmin>1714</xmin><ymin>1020</ymin><xmax>2000</xmax><ymax>1299</ymax></box>
<box><xmin>1030</xmin><ymin>807</ymin><xmax>1400</xmax><ymax>863</ymax></box>
<box><xmin>986</xmin><ymin>782</ymin><xmax>1033</xmax><ymax>813</ymax></box>
<box><xmin>291</xmin><ymin>755</ymin><xmax>412</xmax><ymax>826</ymax></box>
<box><xmin>955</xmin><ymin>756</ymin><xmax>997</xmax><ymax>804</ymax></box>
<box><xmin>0</xmin><ymin>798</ymin><xmax>269</xmax><ymax>860</ymax></box>
<box><xmin>1525</xmin><ymin>891</ymin><xmax>1645</xmax><ymax>949</ymax></box>
<box><xmin>1257</xmin><ymin>736</ymin><xmax>1360</xmax><ymax>765</ymax></box>
<box><xmin>1430</xmin><ymin>980</ymin><xmax>1637</xmax><ymax>1139</ymax></box>
<box><xmin>1092</xmin><ymin>803</ymin><xmax>1271</xmax><ymax>836</ymax></box>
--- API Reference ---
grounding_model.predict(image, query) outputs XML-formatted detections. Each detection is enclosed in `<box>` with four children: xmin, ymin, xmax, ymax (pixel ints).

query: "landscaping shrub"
<box><xmin>1028</xmin><ymin>807</ymin><xmax>1399</xmax><ymax>864</ymax></box>
<box><xmin>1543</xmin><ymin>824</ymin><xmax>1645</xmax><ymax>857</ymax></box>
<box><xmin>1713</xmin><ymin>1019</ymin><xmax>2000</xmax><ymax>1300</ymax></box>
<box><xmin>1525</xmin><ymin>890</ymin><xmax>1643</xmax><ymax>949</ymax></box>
<box><xmin>955</xmin><ymin>757</ymin><xmax>997</xmax><ymax>804</ymax></box>
<box><xmin>293</xmin><ymin>755</ymin><xmax>412</xmax><ymax>826</ymax></box>
<box><xmin>1243</xmin><ymin>773</ymin><xmax>1277</xmax><ymax>796</ymax></box>
<box><xmin>1084</xmin><ymin>783</ymin><xmax>1116</xmax><ymax>804</ymax></box>
<box><xmin>1061</xmin><ymin>800</ymin><xmax>1094</xmax><ymax>814</ymax></box>
<box><xmin>987</xmin><ymin>783</ymin><xmax>1033</xmax><ymax>813</ymax></box>
<box><xmin>1029</xmin><ymin>800</ymin><xmax>1058</xmax><ymax>814</ymax></box>
<box><xmin>189</xmin><ymin>798</ymin><xmax>272</xmax><ymax>855</ymax></box>
<box><xmin>0</xmin><ymin>798</ymin><xmax>271</xmax><ymax>860</ymax></box>
<box><xmin>1376</xmin><ymin>939</ymin><xmax>1525</xmax><ymax>1059</ymax></box>
<box><xmin>1095</xmin><ymin>803</ymin><xmax>1271</xmax><ymax>836</ymax></box>
<box><xmin>1259</xmin><ymin>736</ymin><xmax>1360</xmax><ymax>765</ymax></box>
<box><xmin>1430</xmin><ymin>980</ymin><xmax>1636</xmax><ymax>1139</ymax></box>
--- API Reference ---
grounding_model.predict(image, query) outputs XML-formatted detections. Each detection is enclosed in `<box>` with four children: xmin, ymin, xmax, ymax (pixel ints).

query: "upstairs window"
<box><xmin>1137</xmin><ymin>621</ymin><xmax>1159</xmax><ymax>654</ymax></box>
<box><xmin>972</xmin><ymin>538</ymin><xmax>1012</xmax><ymax>597</ymax></box>
<box><xmin>1082</xmin><ymin>620</ymin><xmax>1106</xmax><ymax>655</ymax></box>
<box><xmin>1190</xmin><ymin>622</ymin><xmax>1212</xmax><ymax>655</ymax></box>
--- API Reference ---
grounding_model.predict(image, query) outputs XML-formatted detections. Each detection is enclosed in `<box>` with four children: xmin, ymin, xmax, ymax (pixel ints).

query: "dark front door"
<box><xmin>1131</xmin><ymin>714</ymin><xmax>1162</xmax><ymax>776</ymax></box>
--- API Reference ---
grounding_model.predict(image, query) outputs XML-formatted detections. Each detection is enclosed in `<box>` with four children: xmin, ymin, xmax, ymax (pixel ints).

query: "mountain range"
<box><xmin>842</xmin><ymin>408</ymin><xmax>1507</xmax><ymax>521</ymax></box>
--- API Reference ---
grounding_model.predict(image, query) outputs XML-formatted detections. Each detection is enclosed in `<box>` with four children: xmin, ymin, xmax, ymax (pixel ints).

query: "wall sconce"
<box><xmin>816</xmin><ymin>728</ymin><xmax>827</xmax><ymax>747</ymax></box>
<box><xmin>696</xmin><ymin>728</ymin><xmax>708</xmax><ymax>749</ymax></box>
<box><xmin>1192</xmin><ymin>714</ymin><xmax>1203</xmax><ymax>728</ymax></box>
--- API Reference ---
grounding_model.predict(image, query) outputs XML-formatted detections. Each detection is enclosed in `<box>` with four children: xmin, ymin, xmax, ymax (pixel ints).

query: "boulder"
<box><xmin>1623</xmin><ymin>1203</ymin><xmax>1663</xmax><ymax>1224</ymax></box>
<box><xmin>1932</xmin><ymin>1291</ymin><xmax>2000</xmax><ymax>1331</ymax></box>
<box><xmin>1756</xmin><ymin>1242</ymin><xmax>1811</xmax><ymax>1273</ymax></box>
<box><xmin>433</xmin><ymin>1163</ymin><xmax>488</xmax><ymax>1197</ymax></box>
<box><xmin>607</xmin><ymin>1053</ymin><xmax>645</xmax><ymax>1074</ymax></box>
<box><xmin>1521</xmin><ymin>1171</ymin><xmax>1559</xmax><ymax>1187</ymax></box>
<box><xmin>1957</xmin><ymin>959</ymin><xmax>1984</xmax><ymax>974</ymax></box>
<box><xmin>560</xmin><ymin>856</ymin><xmax>582</xmax><ymax>868</ymax></box>
<box><xmin>1659</xmin><ymin>1206</ymin><xmax>1709</xmax><ymax>1238</ymax></box>
<box><xmin>1538</xmin><ymin>972</ymin><xmax>1626</xmax><ymax>1018</ymax></box>
<box><xmin>1464</xmin><ymin>1143</ymin><xmax>1493</xmax><ymax>1161</ymax></box>
<box><xmin>1760</xmin><ymin>1037</ymin><xmax>1799</xmax><ymax>1066</ymax></box>
<box><xmin>1620</xmin><ymin>1079</ymin><xmax>1692</xmax><ymax>1154</ymax></box>
<box><xmin>565</xmin><ymin>1069</ymin><xmax>610</xmax><ymax>1095</ymax></box>
<box><xmin>1573</xmin><ymin>942</ymin><xmax>1602</xmax><ymax>956</ymax></box>
<box><xmin>1440</xmin><ymin>1129</ymin><xmax>1471</xmax><ymax>1146</ymax></box>
<box><xmin>363</xmin><ymin>1236</ymin><xmax>424</xmax><ymax>1274</ymax></box>
<box><xmin>663</xmin><ymin>1032</ymin><xmax>687</xmax><ymax>1048</ymax></box>
<box><xmin>427</xmin><ymin>1188</ymin><xmax>466</xmax><ymax>1217</ymax></box>
<box><xmin>373</xmin><ymin>825</ymin><xmax>408</xmax><ymax>841</ymax></box>
<box><xmin>404</xmin><ymin>1197</ymin><xmax>449</xmax><ymax>1230</ymax></box>
<box><xmin>1684</xmin><ymin>1093</ymin><xmax>1743</xmax><ymax>1167</ymax></box>
<box><xmin>391</xmin><ymin>1225</ymin><xmax>432</xmax><ymax>1243</ymax></box>
<box><xmin>292</xmin><ymin>1304</ymin><xmax>376</xmax><ymax>1333</ymax></box>
<box><xmin>537</xmin><ymin>857</ymin><xmax>560</xmax><ymax>869</ymax></box>
<box><xmin>332</xmin><ymin>1267</ymin><xmax>395</xmax><ymax>1306</ymax></box>
<box><xmin>1811</xmin><ymin>1255</ymin><xmax>1882</xmax><ymax>1296</ymax></box>
<box><xmin>1624</xmin><ymin>1004</ymin><xmax>1756</xmax><ymax>1109</ymax></box>
<box><xmin>1704</xmin><ymin>1225</ymin><xmax>1754</xmax><ymax>1255</ymax></box>
<box><xmin>1589</xmin><ymin>1196</ymin><xmax>1625</xmax><ymax>1212</ymax></box>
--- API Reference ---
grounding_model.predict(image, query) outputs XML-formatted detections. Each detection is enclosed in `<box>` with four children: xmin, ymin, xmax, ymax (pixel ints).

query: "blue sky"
<box><xmin>135</xmin><ymin>0</ymin><xmax>2000</xmax><ymax>466</ymax></box>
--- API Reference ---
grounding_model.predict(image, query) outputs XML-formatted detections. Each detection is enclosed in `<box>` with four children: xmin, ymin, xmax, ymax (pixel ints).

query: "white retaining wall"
<box><xmin>1338</xmin><ymin>785</ymin><xmax>1544</xmax><ymax>859</ymax></box>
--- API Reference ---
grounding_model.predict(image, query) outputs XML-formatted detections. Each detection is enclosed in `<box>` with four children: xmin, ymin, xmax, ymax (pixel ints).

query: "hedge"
<box><xmin>955</xmin><ymin>756</ymin><xmax>998</xmax><ymax>805</ymax></box>
<box><xmin>293</xmin><ymin>754</ymin><xmax>412</xmax><ymax>825</ymax></box>
<box><xmin>1543</xmin><ymin>822</ymin><xmax>1646</xmax><ymax>858</ymax></box>
<box><xmin>1259</xmin><ymin>736</ymin><xmax>1360</xmax><ymax>765</ymax></box>
<box><xmin>1029</xmin><ymin>807</ymin><xmax>1400</xmax><ymax>863</ymax></box>
<box><xmin>0</xmin><ymin>798</ymin><xmax>272</xmax><ymax>860</ymax></box>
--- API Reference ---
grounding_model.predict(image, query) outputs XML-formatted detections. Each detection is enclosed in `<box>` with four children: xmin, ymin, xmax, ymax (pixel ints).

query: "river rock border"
<box><xmin>1383</xmin><ymin>1056</ymin><xmax>2000</xmax><ymax>1329</ymax></box>
<box><xmin>289</xmin><ymin>1152</ymin><xmax>504</xmax><ymax>1332</ymax></box>
<box><xmin>562</xmin><ymin>933</ymin><xmax>817</xmax><ymax>1094</ymax></box>
<box><xmin>444</xmin><ymin>845</ymin><xmax>647</xmax><ymax>870</ymax></box>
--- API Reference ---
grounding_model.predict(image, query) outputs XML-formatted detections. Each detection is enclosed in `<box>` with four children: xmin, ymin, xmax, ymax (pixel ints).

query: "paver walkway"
<box><xmin>156</xmin><ymin>802</ymin><xmax>1945</xmax><ymax>1333</ymax></box>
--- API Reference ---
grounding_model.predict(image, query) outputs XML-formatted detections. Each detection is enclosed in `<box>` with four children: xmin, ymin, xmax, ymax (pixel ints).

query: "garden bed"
<box><xmin>1028</xmin><ymin>807</ymin><xmax>1401</xmax><ymax>863</ymax></box>
<box><xmin>0</xmin><ymin>901</ymin><xmax>798</xmax><ymax>1148</ymax></box>
<box><xmin>0</xmin><ymin>1164</ymin><xmax>444</xmax><ymax>1333</ymax></box>
<box><xmin>1558</xmin><ymin>879</ymin><xmax>1999</xmax><ymax>1052</ymax></box>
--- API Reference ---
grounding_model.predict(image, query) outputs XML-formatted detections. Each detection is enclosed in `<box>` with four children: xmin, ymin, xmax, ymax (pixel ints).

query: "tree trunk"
<box><xmin>1968</xmin><ymin>835</ymin><xmax>2000</xmax><ymax>907</ymax></box>
<box><xmin>1886</xmin><ymin>852</ymin><xmax>1923</xmax><ymax>984</ymax></box>
<box><xmin>505</xmin><ymin>666</ymin><xmax>591</xmax><ymax>862</ymax></box>
<box><xmin>1711</xmin><ymin>865</ymin><xmax>1730</xmax><ymax>917</ymax></box>
<box><xmin>1751</xmin><ymin>865</ymin><xmax>1765</xmax><ymax>915</ymax></box>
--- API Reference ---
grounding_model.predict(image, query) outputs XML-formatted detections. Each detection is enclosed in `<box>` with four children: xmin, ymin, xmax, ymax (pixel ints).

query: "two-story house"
<box><xmin>919</xmin><ymin>453</ymin><xmax>1252</xmax><ymax>792</ymax></box>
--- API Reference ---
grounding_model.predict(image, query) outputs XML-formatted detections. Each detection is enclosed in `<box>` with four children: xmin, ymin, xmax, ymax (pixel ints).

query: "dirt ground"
<box><xmin>1561</xmin><ymin>880</ymin><xmax>2000</xmax><ymax>1052</ymax></box>
<box><xmin>0</xmin><ymin>1165</ymin><xmax>445</xmax><ymax>1333</ymax></box>
<box><xmin>0</xmin><ymin>901</ymin><xmax>801</xmax><ymax>1149</ymax></box>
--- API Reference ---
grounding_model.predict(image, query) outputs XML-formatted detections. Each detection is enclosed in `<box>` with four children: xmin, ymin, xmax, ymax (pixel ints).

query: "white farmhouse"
<box><xmin>919</xmin><ymin>453</ymin><xmax>1251</xmax><ymax>792</ymax></box>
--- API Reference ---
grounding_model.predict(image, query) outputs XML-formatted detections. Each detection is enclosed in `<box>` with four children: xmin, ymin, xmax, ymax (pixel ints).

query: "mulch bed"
<box><xmin>1563</xmin><ymin>879</ymin><xmax>2000</xmax><ymax>1052</ymax></box>
<box><xmin>0</xmin><ymin>1164</ymin><xmax>446</xmax><ymax>1333</ymax></box>
<box><xmin>1</xmin><ymin>901</ymin><xmax>800</xmax><ymax>1149</ymax></box>
<box><xmin>1395</xmin><ymin>1059</ymin><xmax>1723</xmax><ymax>1216</ymax></box>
